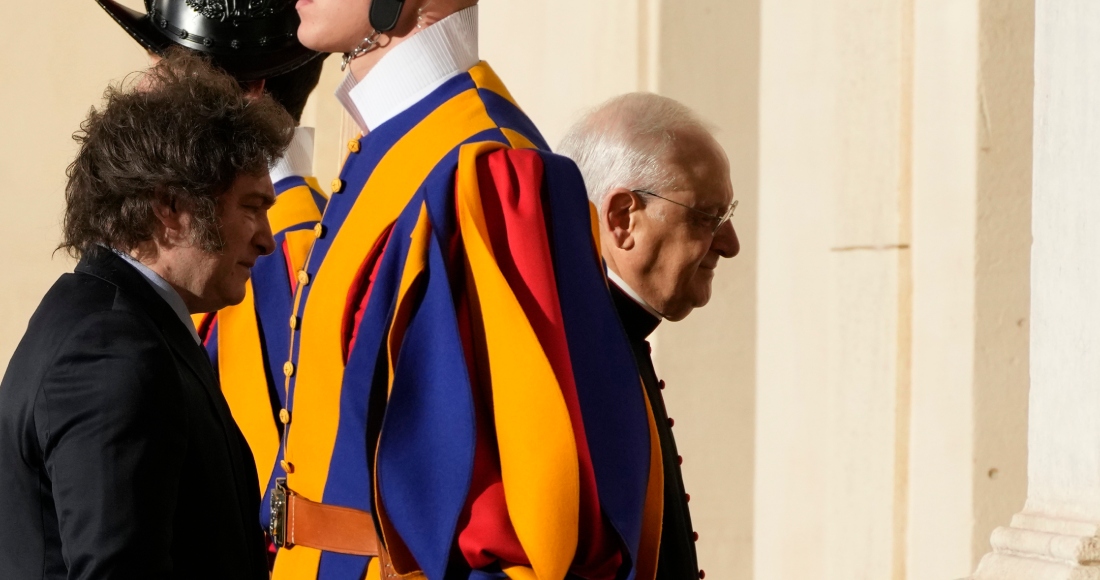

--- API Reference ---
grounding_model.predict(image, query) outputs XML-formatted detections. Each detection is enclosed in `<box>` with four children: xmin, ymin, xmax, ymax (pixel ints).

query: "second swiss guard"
<box><xmin>261</xmin><ymin>0</ymin><xmax>664</xmax><ymax>579</ymax></box>
<box><xmin>96</xmin><ymin>0</ymin><xmax>330</xmax><ymax>554</ymax></box>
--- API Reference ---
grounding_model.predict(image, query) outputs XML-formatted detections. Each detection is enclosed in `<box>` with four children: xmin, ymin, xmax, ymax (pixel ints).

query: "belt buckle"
<box><xmin>270</xmin><ymin>477</ymin><xmax>292</xmax><ymax>549</ymax></box>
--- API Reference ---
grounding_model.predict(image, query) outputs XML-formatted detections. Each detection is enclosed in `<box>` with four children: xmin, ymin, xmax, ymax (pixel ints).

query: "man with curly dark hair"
<box><xmin>94</xmin><ymin>8</ymin><xmax>332</xmax><ymax>553</ymax></box>
<box><xmin>0</xmin><ymin>52</ymin><xmax>294</xmax><ymax>580</ymax></box>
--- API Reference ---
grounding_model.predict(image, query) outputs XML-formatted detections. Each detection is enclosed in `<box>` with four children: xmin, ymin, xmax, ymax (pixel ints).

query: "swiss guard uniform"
<box><xmin>268</xmin><ymin>6</ymin><xmax>663</xmax><ymax>580</ymax></box>
<box><xmin>96</xmin><ymin>0</ymin><xmax>327</xmax><ymax>541</ymax></box>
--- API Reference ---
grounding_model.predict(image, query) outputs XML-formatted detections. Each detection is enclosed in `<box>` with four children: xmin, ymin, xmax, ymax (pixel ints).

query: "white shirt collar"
<box><xmin>607</xmin><ymin>268</ymin><xmax>664</xmax><ymax>319</ymax></box>
<box><xmin>113</xmin><ymin>249</ymin><xmax>202</xmax><ymax>344</ymax></box>
<box><xmin>269</xmin><ymin>126</ymin><xmax>315</xmax><ymax>185</ymax></box>
<box><xmin>335</xmin><ymin>5</ymin><xmax>479</xmax><ymax>133</ymax></box>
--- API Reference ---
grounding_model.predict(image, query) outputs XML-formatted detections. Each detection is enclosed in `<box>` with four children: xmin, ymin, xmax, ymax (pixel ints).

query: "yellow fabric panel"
<box><xmin>283</xmin><ymin>88</ymin><xmax>499</xmax><ymax>509</ymax></box>
<box><xmin>588</xmin><ymin>202</ymin><xmax>604</xmax><ymax>266</ymax></box>
<box><xmin>304</xmin><ymin>176</ymin><xmax>329</xmax><ymax>200</ymax></box>
<box><xmin>468</xmin><ymin>61</ymin><xmax>519</xmax><ymax>107</ymax></box>
<box><xmin>217</xmin><ymin>280</ymin><xmax>280</xmax><ymax>494</ymax></box>
<box><xmin>454</xmin><ymin>141</ymin><xmax>579</xmax><ymax>580</ymax></box>
<box><xmin>635</xmin><ymin>381</ymin><xmax>665</xmax><ymax>580</ymax></box>
<box><xmin>284</xmin><ymin>229</ymin><xmax>316</xmax><ymax>281</ymax></box>
<box><xmin>269</xmin><ymin>184</ymin><xmax>323</xmax><ymax>233</ymax></box>
<box><xmin>501</xmin><ymin>564</ymin><xmax>538</xmax><ymax>580</ymax></box>
<box><xmin>190</xmin><ymin>313</ymin><xmax>206</xmax><ymax>331</ymax></box>
<box><xmin>271</xmin><ymin>544</ymin><xmax>321</xmax><ymax>580</ymax></box>
<box><xmin>387</xmin><ymin>203</ymin><xmax>431</xmax><ymax>393</ymax></box>
<box><xmin>365</xmin><ymin>558</ymin><xmax>381</xmax><ymax>580</ymax></box>
<box><xmin>501</xmin><ymin>128</ymin><xmax>538</xmax><ymax>151</ymax></box>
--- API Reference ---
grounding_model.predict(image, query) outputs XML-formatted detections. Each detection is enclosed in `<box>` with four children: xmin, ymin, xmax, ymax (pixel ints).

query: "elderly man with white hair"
<box><xmin>560</xmin><ymin>92</ymin><xmax>740</xmax><ymax>580</ymax></box>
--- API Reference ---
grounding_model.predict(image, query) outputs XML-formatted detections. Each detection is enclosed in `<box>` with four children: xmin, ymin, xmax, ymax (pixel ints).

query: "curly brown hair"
<box><xmin>60</xmin><ymin>49</ymin><xmax>295</xmax><ymax>258</ymax></box>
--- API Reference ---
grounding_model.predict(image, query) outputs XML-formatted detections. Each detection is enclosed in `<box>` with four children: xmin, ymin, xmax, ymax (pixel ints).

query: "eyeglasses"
<box><xmin>631</xmin><ymin>189</ymin><xmax>738</xmax><ymax>235</ymax></box>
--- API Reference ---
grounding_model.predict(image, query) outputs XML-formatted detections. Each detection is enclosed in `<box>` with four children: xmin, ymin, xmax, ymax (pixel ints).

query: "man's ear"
<box><xmin>602</xmin><ymin>188</ymin><xmax>639</xmax><ymax>251</ymax></box>
<box><xmin>151</xmin><ymin>194</ymin><xmax>188</xmax><ymax>244</ymax></box>
<box><xmin>242</xmin><ymin>79</ymin><xmax>266</xmax><ymax>99</ymax></box>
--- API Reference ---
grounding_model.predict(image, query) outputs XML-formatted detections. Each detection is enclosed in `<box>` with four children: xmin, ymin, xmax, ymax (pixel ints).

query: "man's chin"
<box><xmin>224</xmin><ymin>292</ymin><xmax>247</xmax><ymax>308</ymax></box>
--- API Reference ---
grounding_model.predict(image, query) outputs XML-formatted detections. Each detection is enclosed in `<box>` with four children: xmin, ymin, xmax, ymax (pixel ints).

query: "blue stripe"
<box><xmin>477</xmin><ymin>89</ymin><xmax>551</xmax><ymax>151</ymax></box>
<box><xmin>274</xmin><ymin>175</ymin><xmax>309</xmax><ymax>192</ymax></box>
<box><xmin>541</xmin><ymin>152</ymin><xmax>650</xmax><ymax>577</ymax></box>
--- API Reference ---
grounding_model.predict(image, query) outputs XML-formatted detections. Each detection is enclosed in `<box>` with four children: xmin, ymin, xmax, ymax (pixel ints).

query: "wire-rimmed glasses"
<box><xmin>631</xmin><ymin>189</ymin><xmax>738</xmax><ymax>235</ymax></box>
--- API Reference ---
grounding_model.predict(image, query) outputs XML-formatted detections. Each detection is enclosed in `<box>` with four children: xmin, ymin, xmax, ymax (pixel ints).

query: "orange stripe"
<box><xmin>217</xmin><ymin>281</ymin><xmax>280</xmax><ymax>495</ymax></box>
<box><xmin>387</xmin><ymin>203</ymin><xmax>431</xmax><ymax>394</ymax></box>
<box><xmin>635</xmin><ymin>382</ymin><xmax>664</xmax><ymax>580</ymax></box>
<box><xmin>469</xmin><ymin>61</ymin><xmax>520</xmax><ymax>106</ymax></box>
<box><xmin>269</xmin><ymin>184</ymin><xmax>323</xmax><ymax>233</ymax></box>
<box><xmin>455</xmin><ymin>140</ymin><xmax>579</xmax><ymax>580</ymax></box>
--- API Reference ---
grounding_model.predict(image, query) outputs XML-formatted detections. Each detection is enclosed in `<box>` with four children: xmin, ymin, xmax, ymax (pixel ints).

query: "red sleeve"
<box><xmin>456</xmin><ymin>149</ymin><xmax>622</xmax><ymax>577</ymax></box>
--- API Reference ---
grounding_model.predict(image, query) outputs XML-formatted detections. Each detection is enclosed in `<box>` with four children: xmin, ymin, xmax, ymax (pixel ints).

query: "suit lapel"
<box><xmin>75</xmin><ymin>250</ymin><xmax>252</xmax><ymax>487</ymax></box>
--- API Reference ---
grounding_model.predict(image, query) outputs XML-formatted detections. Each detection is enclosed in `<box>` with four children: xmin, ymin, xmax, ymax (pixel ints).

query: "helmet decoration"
<box><xmin>96</xmin><ymin>0</ymin><xmax>323</xmax><ymax>81</ymax></box>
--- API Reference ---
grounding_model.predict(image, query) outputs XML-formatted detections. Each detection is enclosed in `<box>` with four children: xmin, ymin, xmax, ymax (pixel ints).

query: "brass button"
<box><xmin>279</xmin><ymin>409</ymin><xmax>290</xmax><ymax>424</ymax></box>
<box><xmin>283</xmin><ymin>361</ymin><xmax>295</xmax><ymax>377</ymax></box>
<box><xmin>347</xmin><ymin>139</ymin><xmax>360</xmax><ymax>153</ymax></box>
<box><xmin>289</xmin><ymin>315</ymin><xmax>298</xmax><ymax>329</ymax></box>
<box><xmin>281</xmin><ymin>460</ymin><xmax>294</xmax><ymax>473</ymax></box>
<box><xmin>297</xmin><ymin>270</ymin><xmax>310</xmax><ymax>286</ymax></box>
<box><xmin>331</xmin><ymin>178</ymin><xmax>344</xmax><ymax>194</ymax></box>
<box><xmin>313</xmin><ymin>223</ymin><xmax>324</xmax><ymax>238</ymax></box>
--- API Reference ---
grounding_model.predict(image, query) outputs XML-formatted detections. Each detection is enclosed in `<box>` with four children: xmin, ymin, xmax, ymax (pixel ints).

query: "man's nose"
<box><xmin>713</xmin><ymin>220</ymin><xmax>740</xmax><ymax>258</ymax></box>
<box><xmin>255</xmin><ymin>214</ymin><xmax>276</xmax><ymax>256</ymax></box>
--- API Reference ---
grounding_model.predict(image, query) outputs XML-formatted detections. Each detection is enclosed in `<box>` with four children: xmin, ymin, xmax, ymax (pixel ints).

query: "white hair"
<box><xmin>558</xmin><ymin>92</ymin><xmax>716</xmax><ymax>209</ymax></box>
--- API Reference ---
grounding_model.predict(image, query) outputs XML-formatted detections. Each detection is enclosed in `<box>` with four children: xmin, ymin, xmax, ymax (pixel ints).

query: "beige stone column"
<box><xmin>970</xmin><ymin>2</ymin><xmax>1100</xmax><ymax>577</ymax></box>
<box><xmin>755</xmin><ymin>1</ymin><xmax>911</xmax><ymax>578</ymax></box>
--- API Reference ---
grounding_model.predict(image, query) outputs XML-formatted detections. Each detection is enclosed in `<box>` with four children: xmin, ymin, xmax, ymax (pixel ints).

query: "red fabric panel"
<box><xmin>456</xmin><ymin>149</ymin><xmax>622</xmax><ymax>577</ymax></box>
<box><xmin>342</xmin><ymin>223</ymin><xmax>395</xmax><ymax>362</ymax></box>
<box><xmin>283</xmin><ymin>238</ymin><xmax>296</xmax><ymax>295</ymax></box>
<box><xmin>454</xmin><ymin>252</ymin><xmax>528</xmax><ymax>568</ymax></box>
<box><xmin>196</xmin><ymin>312</ymin><xmax>217</xmax><ymax>346</ymax></box>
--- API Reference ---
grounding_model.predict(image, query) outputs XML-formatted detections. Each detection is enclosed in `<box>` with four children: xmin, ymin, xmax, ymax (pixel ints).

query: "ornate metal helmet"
<box><xmin>97</xmin><ymin>0</ymin><xmax>322</xmax><ymax>82</ymax></box>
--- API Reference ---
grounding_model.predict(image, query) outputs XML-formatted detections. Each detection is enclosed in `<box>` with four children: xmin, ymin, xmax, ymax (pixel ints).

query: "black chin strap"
<box><xmin>370</xmin><ymin>0</ymin><xmax>406</xmax><ymax>33</ymax></box>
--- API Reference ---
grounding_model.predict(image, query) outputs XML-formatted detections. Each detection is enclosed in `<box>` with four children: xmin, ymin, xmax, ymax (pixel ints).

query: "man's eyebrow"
<box><xmin>244</xmin><ymin>191</ymin><xmax>277</xmax><ymax>206</ymax></box>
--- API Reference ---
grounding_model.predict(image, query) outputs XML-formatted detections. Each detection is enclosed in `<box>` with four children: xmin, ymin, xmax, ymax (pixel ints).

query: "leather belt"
<box><xmin>270</xmin><ymin>477</ymin><xmax>380</xmax><ymax>556</ymax></box>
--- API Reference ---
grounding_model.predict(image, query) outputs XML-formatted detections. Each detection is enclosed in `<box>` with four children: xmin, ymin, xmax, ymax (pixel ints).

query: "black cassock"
<box><xmin>610</xmin><ymin>283</ymin><xmax>701</xmax><ymax>580</ymax></box>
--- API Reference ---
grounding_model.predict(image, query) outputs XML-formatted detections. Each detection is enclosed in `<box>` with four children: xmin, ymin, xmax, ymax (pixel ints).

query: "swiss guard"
<box><xmin>96</xmin><ymin>0</ymin><xmax>330</xmax><ymax>553</ymax></box>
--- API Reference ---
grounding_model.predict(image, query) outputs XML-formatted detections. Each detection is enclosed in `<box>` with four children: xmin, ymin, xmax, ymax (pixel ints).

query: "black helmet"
<box><xmin>96</xmin><ymin>0</ymin><xmax>322</xmax><ymax>82</ymax></box>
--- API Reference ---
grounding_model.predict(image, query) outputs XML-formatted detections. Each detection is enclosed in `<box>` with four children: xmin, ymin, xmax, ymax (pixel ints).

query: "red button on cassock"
<box><xmin>668</xmin><ymin>417</ymin><xmax>675</xmax><ymax>427</ymax></box>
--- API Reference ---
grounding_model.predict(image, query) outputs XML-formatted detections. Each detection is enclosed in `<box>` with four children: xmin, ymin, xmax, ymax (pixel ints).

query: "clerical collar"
<box><xmin>607</xmin><ymin>269</ymin><xmax>663</xmax><ymax>319</ymax></box>
<box><xmin>268</xmin><ymin>126</ymin><xmax>315</xmax><ymax>185</ymax></box>
<box><xmin>335</xmin><ymin>6</ymin><xmax>479</xmax><ymax>133</ymax></box>
<box><xmin>609</xmin><ymin>280</ymin><xmax>662</xmax><ymax>341</ymax></box>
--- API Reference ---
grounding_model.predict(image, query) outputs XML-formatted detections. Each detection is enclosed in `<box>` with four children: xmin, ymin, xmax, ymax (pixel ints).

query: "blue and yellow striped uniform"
<box><xmin>272</xmin><ymin>62</ymin><xmax>661</xmax><ymax>580</ymax></box>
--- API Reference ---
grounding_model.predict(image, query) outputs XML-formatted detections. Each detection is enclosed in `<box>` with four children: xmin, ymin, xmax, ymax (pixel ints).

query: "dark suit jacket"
<box><xmin>610</xmin><ymin>284</ymin><xmax>700</xmax><ymax>580</ymax></box>
<box><xmin>0</xmin><ymin>249</ymin><xmax>268</xmax><ymax>580</ymax></box>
